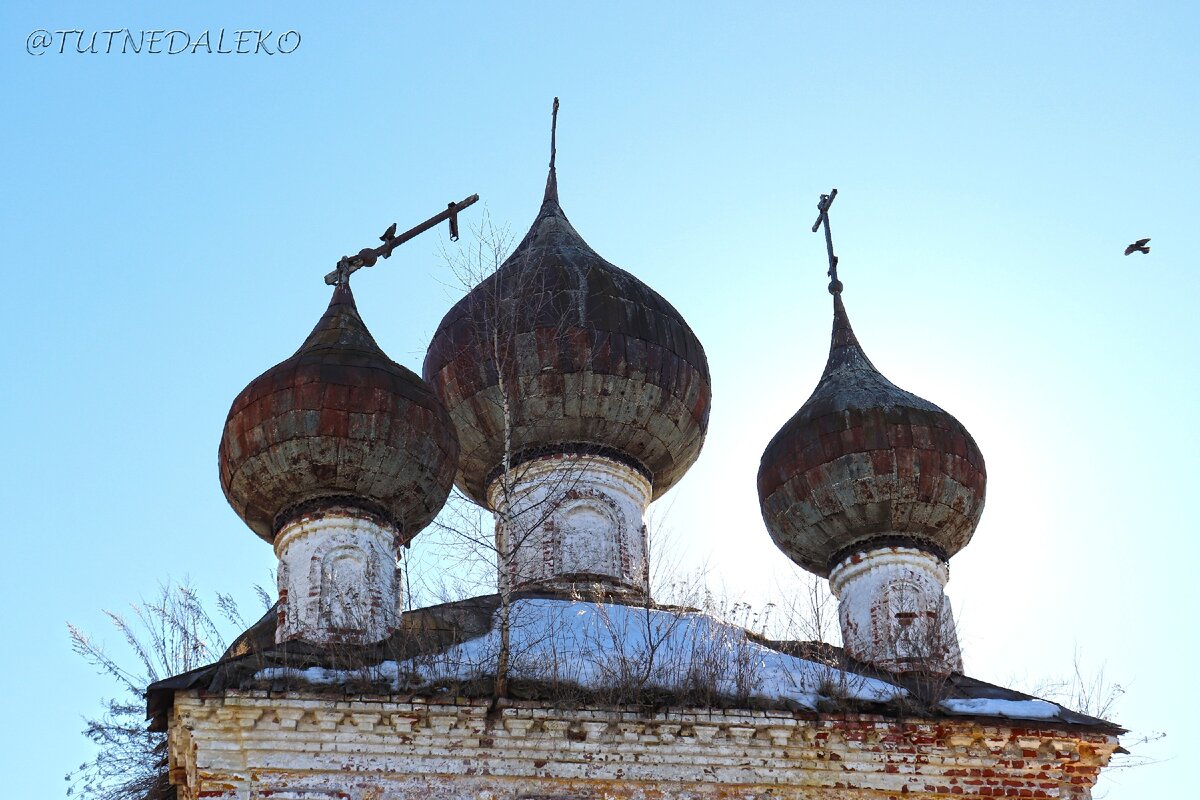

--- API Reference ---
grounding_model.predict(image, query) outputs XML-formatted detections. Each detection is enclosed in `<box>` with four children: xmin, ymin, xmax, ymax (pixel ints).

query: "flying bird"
<box><xmin>1124</xmin><ymin>238</ymin><xmax>1150</xmax><ymax>256</ymax></box>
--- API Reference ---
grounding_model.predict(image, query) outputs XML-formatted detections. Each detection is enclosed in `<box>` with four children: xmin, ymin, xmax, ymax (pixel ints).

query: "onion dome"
<box><xmin>422</xmin><ymin>132</ymin><xmax>710</xmax><ymax>506</ymax></box>
<box><xmin>757</xmin><ymin>289</ymin><xmax>986</xmax><ymax>576</ymax></box>
<box><xmin>219</xmin><ymin>282</ymin><xmax>459</xmax><ymax>542</ymax></box>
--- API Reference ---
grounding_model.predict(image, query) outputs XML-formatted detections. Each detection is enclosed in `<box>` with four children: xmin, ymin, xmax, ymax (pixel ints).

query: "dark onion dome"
<box><xmin>422</xmin><ymin>167</ymin><xmax>711</xmax><ymax>506</ymax></box>
<box><xmin>757</xmin><ymin>291</ymin><xmax>986</xmax><ymax>577</ymax></box>
<box><xmin>219</xmin><ymin>282</ymin><xmax>459</xmax><ymax>543</ymax></box>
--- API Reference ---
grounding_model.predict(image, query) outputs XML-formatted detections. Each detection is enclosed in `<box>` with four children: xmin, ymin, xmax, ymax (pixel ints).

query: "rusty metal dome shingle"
<box><xmin>757</xmin><ymin>292</ymin><xmax>986</xmax><ymax>576</ymax></box>
<box><xmin>219</xmin><ymin>283</ymin><xmax>459</xmax><ymax>542</ymax></box>
<box><xmin>423</xmin><ymin>171</ymin><xmax>710</xmax><ymax>506</ymax></box>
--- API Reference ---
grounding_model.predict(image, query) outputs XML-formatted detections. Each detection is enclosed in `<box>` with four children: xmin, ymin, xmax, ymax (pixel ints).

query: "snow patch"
<box><xmin>255</xmin><ymin>598</ymin><xmax>905</xmax><ymax>708</ymax></box>
<box><xmin>941</xmin><ymin>698</ymin><xmax>1063</xmax><ymax>720</ymax></box>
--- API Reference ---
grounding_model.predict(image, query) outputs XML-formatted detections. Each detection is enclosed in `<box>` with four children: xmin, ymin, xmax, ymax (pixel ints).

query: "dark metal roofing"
<box><xmin>423</xmin><ymin>167</ymin><xmax>710</xmax><ymax>505</ymax></box>
<box><xmin>146</xmin><ymin>592</ymin><xmax>1122</xmax><ymax>737</ymax></box>
<box><xmin>146</xmin><ymin>594</ymin><xmax>503</xmax><ymax>731</ymax></box>
<box><xmin>218</xmin><ymin>282</ymin><xmax>459</xmax><ymax>541</ymax></box>
<box><xmin>758</xmin><ymin>292</ymin><xmax>987</xmax><ymax>576</ymax></box>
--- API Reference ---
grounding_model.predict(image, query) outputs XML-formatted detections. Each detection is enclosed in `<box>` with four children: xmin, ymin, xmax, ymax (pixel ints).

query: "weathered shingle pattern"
<box><xmin>423</xmin><ymin>178</ymin><xmax>710</xmax><ymax>505</ymax></box>
<box><xmin>758</xmin><ymin>293</ymin><xmax>986</xmax><ymax>575</ymax></box>
<box><xmin>219</xmin><ymin>283</ymin><xmax>459</xmax><ymax>541</ymax></box>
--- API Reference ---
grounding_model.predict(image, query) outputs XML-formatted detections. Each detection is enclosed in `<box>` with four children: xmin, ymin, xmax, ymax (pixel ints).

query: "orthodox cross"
<box><xmin>811</xmin><ymin>188</ymin><xmax>841</xmax><ymax>293</ymax></box>
<box><xmin>324</xmin><ymin>193</ymin><xmax>481</xmax><ymax>286</ymax></box>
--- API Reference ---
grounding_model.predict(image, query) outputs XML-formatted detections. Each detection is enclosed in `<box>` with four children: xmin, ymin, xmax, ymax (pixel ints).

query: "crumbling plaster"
<box><xmin>168</xmin><ymin>692</ymin><xmax>1118</xmax><ymax>800</ymax></box>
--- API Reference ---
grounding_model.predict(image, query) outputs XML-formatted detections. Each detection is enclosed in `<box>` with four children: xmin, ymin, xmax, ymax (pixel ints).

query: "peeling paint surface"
<box><xmin>490</xmin><ymin>455</ymin><xmax>651</xmax><ymax>597</ymax></box>
<box><xmin>168</xmin><ymin>693</ymin><xmax>1120</xmax><ymax>800</ymax></box>
<box><xmin>829</xmin><ymin>547</ymin><xmax>962</xmax><ymax>675</ymax></box>
<box><xmin>273</xmin><ymin>509</ymin><xmax>403</xmax><ymax>645</ymax></box>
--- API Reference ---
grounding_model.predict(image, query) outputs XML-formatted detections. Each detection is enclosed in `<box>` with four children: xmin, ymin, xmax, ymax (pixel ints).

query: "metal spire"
<box><xmin>544</xmin><ymin>96</ymin><xmax>560</xmax><ymax>204</ymax></box>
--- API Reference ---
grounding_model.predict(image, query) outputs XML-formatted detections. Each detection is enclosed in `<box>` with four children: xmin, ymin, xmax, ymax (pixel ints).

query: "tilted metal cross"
<box><xmin>324</xmin><ymin>193</ymin><xmax>481</xmax><ymax>286</ymax></box>
<box><xmin>811</xmin><ymin>188</ymin><xmax>841</xmax><ymax>293</ymax></box>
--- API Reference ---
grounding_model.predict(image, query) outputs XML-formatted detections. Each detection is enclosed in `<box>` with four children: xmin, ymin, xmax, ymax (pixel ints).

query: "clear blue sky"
<box><xmin>2</xmin><ymin>2</ymin><xmax>1196</xmax><ymax>796</ymax></box>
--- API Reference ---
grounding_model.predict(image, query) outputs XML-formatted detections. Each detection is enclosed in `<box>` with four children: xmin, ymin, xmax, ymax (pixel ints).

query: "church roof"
<box><xmin>147</xmin><ymin>595</ymin><xmax>1122</xmax><ymax>736</ymax></box>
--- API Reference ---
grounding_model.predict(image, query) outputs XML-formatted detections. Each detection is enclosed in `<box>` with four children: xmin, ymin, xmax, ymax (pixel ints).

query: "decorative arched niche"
<box><xmin>556</xmin><ymin>497</ymin><xmax>624</xmax><ymax>577</ymax></box>
<box><xmin>319</xmin><ymin>544</ymin><xmax>373</xmax><ymax>633</ymax></box>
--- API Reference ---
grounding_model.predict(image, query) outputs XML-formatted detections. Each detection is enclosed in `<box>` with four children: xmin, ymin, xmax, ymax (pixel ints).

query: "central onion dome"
<box><xmin>423</xmin><ymin>141</ymin><xmax>710</xmax><ymax>506</ymax></box>
<box><xmin>757</xmin><ymin>289</ymin><xmax>986</xmax><ymax>576</ymax></box>
<box><xmin>219</xmin><ymin>283</ymin><xmax>459</xmax><ymax>541</ymax></box>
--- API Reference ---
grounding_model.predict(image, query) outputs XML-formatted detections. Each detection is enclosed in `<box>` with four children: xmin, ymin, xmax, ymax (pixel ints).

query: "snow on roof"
<box><xmin>255</xmin><ymin>598</ymin><xmax>906</xmax><ymax>708</ymax></box>
<box><xmin>148</xmin><ymin>596</ymin><xmax>1122</xmax><ymax>732</ymax></box>
<box><xmin>940</xmin><ymin>697</ymin><xmax>1064</xmax><ymax>720</ymax></box>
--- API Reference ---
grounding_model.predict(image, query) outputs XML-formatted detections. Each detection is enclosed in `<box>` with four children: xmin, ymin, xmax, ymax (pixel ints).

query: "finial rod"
<box><xmin>543</xmin><ymin>97</ymin><xmax>562</xmax><ymax>204</ymax></box>
<box><xmin>550</xmin><ymin>96</ymin><xmax>559</xmax><ymax>170</ymax></box>
<box><xmin>325</xmin><ymin>194</ymin><xmax>480</xmax><ymax>286</ymax></box>
<box><xmin>811</xmin><ymin>188</ymin><xmax>841</xmax><ymax>294</ymax></box>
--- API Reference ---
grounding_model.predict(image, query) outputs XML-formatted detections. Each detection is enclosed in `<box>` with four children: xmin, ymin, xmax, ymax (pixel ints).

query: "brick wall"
<box><xmin>169</xmin><ymin>692</ymin><xmax>1117</xmax><ymax>799</ymax></box>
